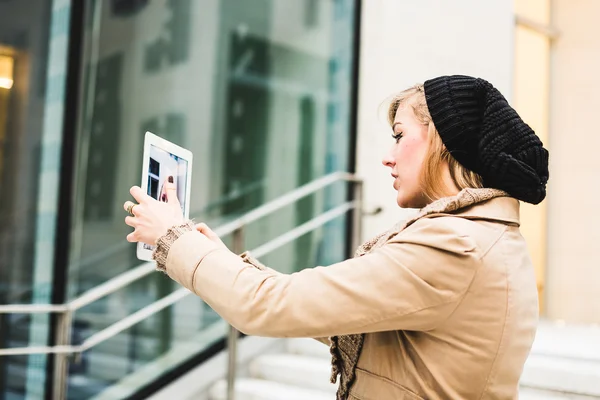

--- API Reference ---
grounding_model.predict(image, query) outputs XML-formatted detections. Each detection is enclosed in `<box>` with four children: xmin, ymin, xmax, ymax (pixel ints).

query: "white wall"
<box><xmin>356</xmin><ymin>0</ymin><xmax>514</xmax><ymax>240</ymax></box>
<box><xmin>546</xmin><ymin>0</ymin><xmax>600</xmax><ymax>323</ymax></box>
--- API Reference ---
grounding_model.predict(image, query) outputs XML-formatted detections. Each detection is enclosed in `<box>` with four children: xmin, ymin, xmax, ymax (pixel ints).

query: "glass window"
<box><xmin>66</xmin><ymin>0</ymin><xmax>357</xmax><ymax>398</ymax></box>
<box><xmin>0</xmin><ymin>0</ymin><xmax>72</xmax><ymax>398</ymax></box>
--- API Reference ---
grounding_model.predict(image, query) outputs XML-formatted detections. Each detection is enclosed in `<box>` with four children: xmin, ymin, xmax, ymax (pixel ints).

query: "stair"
<box><xmin>520</xmin><ymin>320</ymin><xmax>600</xmax><ymax>398</ymax></box>
<box><xmin>519</xmin><ymin>387</ymin><xmax>598</xmax><ymax>400</ymax></box>
<box><xmin>208</xmin><ymin>322</ymin><xmax>600</xmax><ymax>400</ymax></box>
<box><xmin>209</xmin><ymin>379</ymin><xmax>332</xmax><ymax>400</ymax></box>
<box><xmin>208</xmin><ymin>339</ymin><xmax>334</xmax><ymax>400</ymax></box>
<box><xmin>521</xmin><ymin>354</ymin><xmax>600</xmax><ymax>397</ymax></box>
<box><xmin>248</xmin><ymin>354</ymin><xmax>334</xmax><ymax>393</ymax></box>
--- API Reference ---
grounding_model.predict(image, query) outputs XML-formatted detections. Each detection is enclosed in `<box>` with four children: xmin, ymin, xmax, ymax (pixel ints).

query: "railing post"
<box><xmin>350</xmin><ymin>180</ymin><xmax>363</xmax><ymax>257</ymax></box>
<box><xmin>227</xmin><ymin>227</ymin><xmax>244</xmax><ymax>400</ymax></box>
<box><xmin>53</xmin><ymin>310</ymin><xmax>72</xmax><ymax>400</ymax></box>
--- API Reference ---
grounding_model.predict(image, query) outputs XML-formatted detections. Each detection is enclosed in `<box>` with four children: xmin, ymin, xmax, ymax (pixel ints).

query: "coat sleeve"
<box><xmin>240</xmin><ymin>251</ymin><xmax>330</xmax><ymax>345</ymax></box>
<box><xmin>164</xmin><ymin>217</ymin><xmax>481</xmax><ymax>338</ymax></box>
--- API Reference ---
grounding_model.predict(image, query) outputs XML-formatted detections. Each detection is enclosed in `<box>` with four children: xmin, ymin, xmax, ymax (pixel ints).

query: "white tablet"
<box><xmin>137</xmin><ymin>131</ymin><xmax>193</xmax><ymax>261</ymax></box>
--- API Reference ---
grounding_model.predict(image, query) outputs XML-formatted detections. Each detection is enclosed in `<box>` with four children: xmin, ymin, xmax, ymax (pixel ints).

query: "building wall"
<box><xmin>356</xmin><ymin>0</ymin><xmax>600</xmax><ymax>324</ymax></box>
<box><xmin>356</xmin><ymin>0</ymin><xmax>514</xmax><ymax>241</ymax></box>
<box><xmin>546</xmin><ymin>0</ymin><xmax>600</xmax><ymax>323</ymax></box>
<box><xmin>512</xmin><ymin>0</ymin><xmax>552</xmax><ymax>312</ymax></box>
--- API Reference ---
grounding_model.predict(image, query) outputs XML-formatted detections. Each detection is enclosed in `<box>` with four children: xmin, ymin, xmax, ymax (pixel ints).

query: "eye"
<box><xmin>392</xmin><ymin>132</ymin><xmax>403</xmax><ymax>143</ymax></box>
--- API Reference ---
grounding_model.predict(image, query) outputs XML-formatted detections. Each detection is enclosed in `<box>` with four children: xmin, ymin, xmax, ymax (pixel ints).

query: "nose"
<box><xmin>382</xmin><ymin>149</ymin><xmax>395</xmax><ymax>168</ymax></box>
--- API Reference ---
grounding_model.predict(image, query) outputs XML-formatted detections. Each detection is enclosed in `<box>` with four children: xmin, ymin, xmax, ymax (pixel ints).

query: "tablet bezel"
<box><xmin>137</xmin><ymin>131</ymin><xmax>193</xmax><ymax>261</ymax></box>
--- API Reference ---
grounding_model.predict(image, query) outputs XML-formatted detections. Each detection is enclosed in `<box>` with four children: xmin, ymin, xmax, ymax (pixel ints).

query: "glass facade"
<box><xmin>0</xmin><ymin>0</ymin><xmax>72</xmax><ymax>398</ymax></box>
<box><xmin>0</xmin><ymin>0</ymin><xmax>358</xmax><ymax>398</ymax></box>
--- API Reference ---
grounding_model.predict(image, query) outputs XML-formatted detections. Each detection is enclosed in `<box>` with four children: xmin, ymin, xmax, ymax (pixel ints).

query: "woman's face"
<box><xmin>382</xmin><ymin>103</ymin><xmax>430</xmax><ymax>208</ymax></box>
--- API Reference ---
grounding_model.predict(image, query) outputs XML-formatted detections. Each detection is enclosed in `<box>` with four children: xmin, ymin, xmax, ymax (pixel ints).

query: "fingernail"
<box><xmin>162</xmin><ymin>194</ymin><xmax>166</xmax><ymax>202</ymax></box>
<box><xmin>168</xmin><ymin>176</ymin><xmax>173</xmax><ymax>183</ymax></box>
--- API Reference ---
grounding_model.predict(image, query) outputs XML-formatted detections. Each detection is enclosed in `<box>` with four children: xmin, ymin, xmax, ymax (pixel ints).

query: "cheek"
<box><xmin>396</xmin><ymin>139</ymin><xmax>426</xmax><ymax>175</ymax></box>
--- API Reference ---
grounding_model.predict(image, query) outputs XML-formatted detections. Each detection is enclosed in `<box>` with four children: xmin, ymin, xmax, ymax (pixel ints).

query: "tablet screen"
<box><xmin>142</xmin><ymin>144</ymin><xmax>190</xmax><ymax>252</ymax></box>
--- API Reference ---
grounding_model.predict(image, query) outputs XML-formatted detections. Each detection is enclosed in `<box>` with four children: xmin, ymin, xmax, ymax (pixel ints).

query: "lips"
<box><xmin>391</xmin><ymin>173</ymin><xmax>399</xmax><ymax>190</ymax></box>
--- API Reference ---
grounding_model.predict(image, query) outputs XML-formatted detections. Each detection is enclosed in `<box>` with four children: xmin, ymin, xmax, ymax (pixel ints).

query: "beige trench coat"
<box><xmin>163</xmin><ymin>191</ymin><xmax>538</xmax><ymax>399</ymax></box>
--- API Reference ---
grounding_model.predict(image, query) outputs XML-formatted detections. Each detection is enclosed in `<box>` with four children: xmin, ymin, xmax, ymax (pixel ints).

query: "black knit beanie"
<box><xmin>423</xmin><ymin>75</ymin><xmax>549</xmax><ymax>204</ymax></box>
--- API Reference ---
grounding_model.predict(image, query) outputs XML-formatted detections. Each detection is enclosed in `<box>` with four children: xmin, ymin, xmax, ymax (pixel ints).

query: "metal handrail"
<box><xmin>0</xmin><ymin>172</ymin><xmax>363</xmax><ymax>400</ymax></box>
<box><xmin>0</xmin><ymin>201</ymin><xmax>355</xmax><ymax>357</ymax></box>
<box><xmin>0</xmin><ymin>172</ymin><xmax>358</xmax><ymax>316</ymax></box>
<box><xmin>213</xmin><ymin>172</ymin><xmax>360</xmax><ymax>234</ymax></box>
<box><xmin>71</xmin><ymin>179</ymin><xmax>267</xmax><ymax>273</ymax></box>
<box><xmin>0</xmin><ymin>304</ymin><xmax>68</xmax><ymax>314</ymax></box>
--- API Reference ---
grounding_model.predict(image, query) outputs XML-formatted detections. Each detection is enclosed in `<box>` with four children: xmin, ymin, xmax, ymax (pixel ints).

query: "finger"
<box><xmin>196</xmin><ymin>223</ymin><xmax>210</xmax><ymax>235</ymax></box>
<box><xmin>196</xmin><ymin>223</ymin><xmax>225</xmax><ymax>246</ymax></box>
<box><xmin>165</xmin><ymin>176</ymin><xmax>180</xmax><ymax>205</ymax></box>
<box><xmin>123</xmin><ymin>201</ymin><xmax>137</xmax><ymax>215</ymax></box>
<box><xmin>130</xmin><ymin>186</ymin><xmax>150</xmax><ymax>204</ymax></box>
<box><xmin>125</xmin><ymin>216</ymin><xmax>137</xmax><ymax>228</ymax></box>
<box><xmin>126</xmin><ymin>232</ymin><xmax>138</xmax><ymax>243</ymax></box>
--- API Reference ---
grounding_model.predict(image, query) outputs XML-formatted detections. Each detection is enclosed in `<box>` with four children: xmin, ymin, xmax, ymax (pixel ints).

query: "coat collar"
<box><xmin>355</xmin><ymin>188</ymin><xmax>517</xmax><ymax>258</ymax></box>
<box><xmin>418</xmin><ymin>188</ymin><xmax>520</xmax><ymax>227</ymax></box>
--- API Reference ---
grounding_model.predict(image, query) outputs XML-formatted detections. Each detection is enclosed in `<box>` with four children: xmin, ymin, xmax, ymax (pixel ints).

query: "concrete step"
<box><xmin>246</xmin><ymin>353</ymin><xmax>600</xmax><ymax>399</ymax></box>
<box><xmin>208</xmin><ymin>381</ymin><xmax>598</xmax><ymax>400</ymax></box>
<box><xmin>518</xmin><ymin>321</ymin><xmax>600</xmax><ymax>397</ymax></box>
<box><xmin>282</xmin><ymin>336</ymin><xmax>600</xmax><ymax>397</ymax></box>
<box><xmin>209</xmin><ymin>378</ymin><xmax>332</xmax><ymax>400</ymax></box>
<box><xmin>520</xmin><ymin>386</ymin><xmax>600</xmax><ymax>399</ymax></box>
<box><xmin>246</xmin><ymin>340</ymin><xmax>600</xmax><ymax>399</ymax></box>
<box><xmin>531</xmin><ymin>321</ymin><xmax>600</xmax><ymax>362</ymax></box>
<box><xmin>248</xmin><ymin>354</ymin><xmax>336</xmax><ymax>394</ymax></box>
<box><xmin>521</xmin><ymin>353</ymin><xmax>600</xmax><ymax>397</ymax></box>
<box><xmin>285</xmin><ymin>338</ymin><xmax>330</xmax><ymax>359</ymax></box>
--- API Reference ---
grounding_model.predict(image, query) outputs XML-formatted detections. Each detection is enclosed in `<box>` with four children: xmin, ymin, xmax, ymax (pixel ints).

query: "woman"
<box><xmin>123</xmin><ymin>75</ymin><xmax>549</xmax><ymax>399</ymax></box>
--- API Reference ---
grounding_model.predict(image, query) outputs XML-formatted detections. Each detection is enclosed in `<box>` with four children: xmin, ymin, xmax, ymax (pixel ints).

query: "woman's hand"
<box><xmin>195</xmin><ymin>223</ymin><xmax>228</xmax><ymax>251</ymax></box>
<box><xmin>124</xmin><ymin>176</ymin><xmax>184</xmax><ymax>245</ymax></box>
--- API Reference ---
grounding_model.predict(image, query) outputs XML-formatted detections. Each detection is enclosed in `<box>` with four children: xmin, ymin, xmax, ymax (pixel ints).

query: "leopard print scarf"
<box><xmin>328</xmin><ymin>188</ymin><xmax>508</xmax><ymax>399</ymax></box>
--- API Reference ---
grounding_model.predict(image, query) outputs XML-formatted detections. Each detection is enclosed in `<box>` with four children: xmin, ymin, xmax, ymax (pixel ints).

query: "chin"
<box><xmin>396</xmin><ymin>200</ymin><xmax>417</xmax><ymax>209</ymax></box>
<box><xmin>396</xmin><ymin>192</ymin><xmax>427</xmax><ymax>209</ymax></box>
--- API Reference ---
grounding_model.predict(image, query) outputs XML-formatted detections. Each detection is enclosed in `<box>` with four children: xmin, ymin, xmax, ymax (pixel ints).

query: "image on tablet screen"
<box><xmin>143</xmin><ymin>145</ymin><xmax>189</xmax><ymax>251</ymax></box>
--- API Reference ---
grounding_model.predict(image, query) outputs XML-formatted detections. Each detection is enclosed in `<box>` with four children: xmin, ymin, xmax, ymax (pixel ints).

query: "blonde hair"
<box><xmin>387</xmin><ymin>84</ymin><xmax>483</xmax><ymax>202</ymax></box>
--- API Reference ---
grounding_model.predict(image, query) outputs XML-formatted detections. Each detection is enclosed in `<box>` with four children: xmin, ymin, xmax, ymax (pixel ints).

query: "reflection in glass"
<box><xmin>67</xmin><ymin>0</ymin><xmax>357</xmax><ymax>397</ymax></box>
